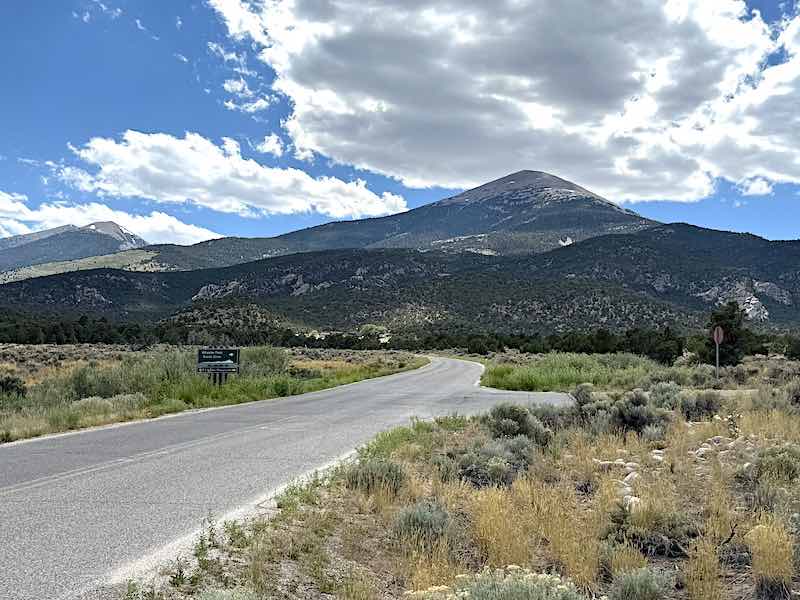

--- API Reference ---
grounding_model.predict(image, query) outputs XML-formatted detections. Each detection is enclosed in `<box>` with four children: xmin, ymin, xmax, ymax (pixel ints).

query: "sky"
<box><xmin>1</xmin><ymin>0</ymin><xmax>800</xmax><ymax>245</ymax></box>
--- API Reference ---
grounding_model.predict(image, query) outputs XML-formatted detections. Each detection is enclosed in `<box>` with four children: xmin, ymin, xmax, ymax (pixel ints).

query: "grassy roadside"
<box><xmin>124</xmin><ymin>359</ymin><xmax>800</xmax><ymax>600</ymax></box>
<box><xmin>0</xmin><ymin>347</ymin><xmax>427</xmax><ymax>443</ymax></box>
<box><xmin>479</xmin><ymin>351</ymin><xmax>800</xmax><ymax>392</ymax></box>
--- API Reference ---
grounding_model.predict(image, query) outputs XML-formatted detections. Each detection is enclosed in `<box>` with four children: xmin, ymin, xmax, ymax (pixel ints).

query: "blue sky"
<box><xmin>1</xmin><ymin>0</ymin><xmax>799</xmax><ymax>244</ymax></box>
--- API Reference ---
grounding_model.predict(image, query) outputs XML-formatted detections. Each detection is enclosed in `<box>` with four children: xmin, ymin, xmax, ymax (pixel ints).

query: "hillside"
<box><xmin>0</xmin><ymin>222</ymin><xmax>147</xmax><ymax>272</ymax></box>
<box><xmin>0</xmin><ymin>171</ymin><xmax>655</xmax><ymax>279</ymax></box>
<box><xmin>2</xmin><ymin>224</ymin><xmax>798</xmax><ymax>334</ymax></box>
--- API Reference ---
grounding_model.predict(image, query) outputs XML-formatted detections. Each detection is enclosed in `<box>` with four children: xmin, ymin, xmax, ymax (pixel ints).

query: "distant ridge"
<box><xmin>0</xmin><ymin>171</ymin><xmax>657</xmax><ymax>280</ymax></box>
<box><xmin>0</xmin><ymin>222</ymin><xmax>148</xmax><ymax>272</ymax></box>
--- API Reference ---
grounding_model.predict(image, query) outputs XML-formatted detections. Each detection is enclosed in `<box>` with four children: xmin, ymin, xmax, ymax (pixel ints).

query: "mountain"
<box><xmin>0</xmin><ymin>225</ymin><xmax>78</xmax><ymax>251</ymax></box>
<box><xmin>0</xmin><ymin>222</ymin><xmax>147</xmax><ymax>272</ymax></box>
<box><xmin>0</xmin><ymin>171</ymin><xmax>655</xmax><ymax>279</ymax></box>
<box><xmin>2</xmin><ymin>224</ymin><xmax>798</xmax><ymax>333</ymax></box>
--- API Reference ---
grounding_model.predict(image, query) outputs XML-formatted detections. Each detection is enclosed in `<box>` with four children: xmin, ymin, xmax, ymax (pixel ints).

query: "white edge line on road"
<box><xmin>65</xmin><ymin>449</ymin><xmax>358</xmax><ymax>600</ymax></box>
<box><xmin>2</xmin><ymin>357</ymin><xmax>438</xmax><ymax>450</ymax></box>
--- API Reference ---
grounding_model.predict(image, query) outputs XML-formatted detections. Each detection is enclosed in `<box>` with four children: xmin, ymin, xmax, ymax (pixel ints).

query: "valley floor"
<box><xmin>121</xmin><ymin>354</ymin><xmax>800</xmax><ymax>600</ymax></box>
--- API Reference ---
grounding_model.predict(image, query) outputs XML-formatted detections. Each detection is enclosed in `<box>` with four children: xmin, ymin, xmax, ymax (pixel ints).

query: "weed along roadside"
<box><xmin>122</xmin><ymin>354</ymin><xmax>800</xmax><ymax>600</ymax></box>
<box><xmin>0</xmin><ymin>346</ymin><xmax>428</xmax><ymax>443</ymax></box>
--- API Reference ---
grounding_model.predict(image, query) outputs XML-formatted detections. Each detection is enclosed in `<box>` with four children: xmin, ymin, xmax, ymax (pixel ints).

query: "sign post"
<box><xmin>713</xmin><ymin>326</ymin><xmax>724</xmax><ymax>379</ymax></box>
<box><xmin>197</xmin><ymin>348</ymin><xmax>240</xmax><ymax>386</ymax></box>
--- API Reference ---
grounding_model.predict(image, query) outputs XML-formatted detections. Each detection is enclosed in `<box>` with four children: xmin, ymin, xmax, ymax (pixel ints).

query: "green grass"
<box><xmin>481</xmin><ymin>353</ymin><xmax>660</xmax><ymax>392</ymax></box>
<box><xmin>0</xmin><ymin>348</ymin><xmax>428</xmax><ymax>443</ymax></box>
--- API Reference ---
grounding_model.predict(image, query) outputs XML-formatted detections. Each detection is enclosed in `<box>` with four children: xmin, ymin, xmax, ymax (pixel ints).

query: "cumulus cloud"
<box><xmin>0</xmin><ymin>190</ymin><xmax>220</xmax><ymax>245</ymax></box>
<box><xmin>739</xmin><ymin>177</ymin><xmax>774</xmax><ymax>196</ymax></box>
<box><xmin>60</xmin><ymin>130</ymin><xmax>407</xmax><ymax>219</ymax></box>
<box><xmin>256</xmin><ymin>133</ymin><xmax>284</xmax><ymax>157</ymax></box>
<box><xmin>209</xmin><ymin>0</ymin><xmax>800</xmax><ymax>203</ymax></box>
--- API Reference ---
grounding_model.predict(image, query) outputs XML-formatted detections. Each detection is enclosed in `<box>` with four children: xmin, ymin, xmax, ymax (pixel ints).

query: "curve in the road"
<box><xmin>0</xmin><ymin>357</ymin><xmax>570</xmax><ymax>600</ymax></box>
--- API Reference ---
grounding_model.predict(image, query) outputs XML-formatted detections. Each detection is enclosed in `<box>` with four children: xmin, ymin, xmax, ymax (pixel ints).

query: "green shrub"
<box><xmin>680</xmin><ymin>391</ymin><xmax>721</xmax><ymax>421</ymax></box>
<box><xmin>573</xmin><ymin>383</ymin><xmax>595</xmax><ymax>408</ymax></box>
<box><xmin>755</xmin><ymin>446</ymin><xmax>800</xmax><ymax>484</ymax></box>
<box><xmin>344</xmin><ymin>459</ymin><xmax>406</xmax><ymax>495</ymax></box>
<box><xmin>611</xmin><ymin>390</ymin><xmax>667</xmax><ymax>434</ymax></box>
<box><xmin>486</xmin><ymin>403</ymin><xmax>552</xmax><ymax>446</ymax></box>
<box><xmin>453</xmin><ymin>435</ymin><xmax>536</xmax><ymax>487</ymax></box>
<box><xmin>528</xmin><ymin>403</ymin><xmax>579</xmax><ymax>431</ymax></box>
<box><xmin>641</xmin><ymin>424</ymin><xmax>666</xmax><ymax>443</ymax></box>
<box><xmin>609</xmin><ymin>568</ymin><xmax>668</xmax><ymax>600</ymax></box>
<box><xmin>786</xmin><ymin>381</ymin><xmax>800</xmax><ymax>408</ymax></box>
<box><xmin>649</xmin><ymin>382</ymin><xmax>680</xmax><ymax>410</ymax></box>
<box><xmin>393</xmin><ymin>500</ymin><xmax>450</xmax><ymax>546</ymax></box>
<box><xmin>0</xmin><ymin>374</ymin><xmax>26</xmax><ymax>397</ymax></box>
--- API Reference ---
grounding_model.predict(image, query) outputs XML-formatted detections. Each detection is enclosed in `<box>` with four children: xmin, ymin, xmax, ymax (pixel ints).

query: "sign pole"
<box><xmin>713</xmin><ymin>326</ymin><xmax>724</xmax><ymax>379</ymax></box>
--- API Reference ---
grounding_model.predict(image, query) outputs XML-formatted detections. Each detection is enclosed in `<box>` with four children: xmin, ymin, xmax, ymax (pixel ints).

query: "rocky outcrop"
<box><xmin>696</xmin><ymin>278</ymin><xmax>794</xmax><ymax>322</ymax></box>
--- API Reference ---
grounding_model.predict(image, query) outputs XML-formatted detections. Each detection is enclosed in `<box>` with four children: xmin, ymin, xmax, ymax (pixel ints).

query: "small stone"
<box><xmin>623</xmin><ymin>471</ymin><xmax>640</xmax><ymax>485</ymax></box>
<box><xmin>651</xmin><ymin>454</ymin><xmax>665</xmax><ymax>462</ymax></box>
<box><xmin>696</xmin><ymin>447</ymin><xmax>713</xmax><ymax>458</ymax></box>
<box><xmin>625</xmin><ymin>462</ymin><xmax>640</xmax><ymax>471</ymax></box>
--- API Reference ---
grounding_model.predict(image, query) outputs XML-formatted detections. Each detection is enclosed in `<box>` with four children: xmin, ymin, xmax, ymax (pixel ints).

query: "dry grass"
<box><xmin>745</xmin><ymin>514</ymin><xmax>794</xmax><ymax>586</ymax></box>
<box><xmin>685</xmin><ymin>538</ymin><xmax>721</xmax><ymax>600</ymax></box>
<box><xmin>610</xmin><ymin>543</ymin><xmax>648</xmax><ymax>576</ymax></box>
<box><xmin>469</xmin><ymin>487</ymin><xmax>531</xmax><ymax>566</ymax></box>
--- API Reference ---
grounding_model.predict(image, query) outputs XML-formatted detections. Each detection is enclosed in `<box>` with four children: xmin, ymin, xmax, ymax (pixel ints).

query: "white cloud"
<box><xmin>224</xmin><ymin>97</ymin><xmax>270</xmax><ymax>113</ymax></box>
<box><xmin>738</xmin><ymin>177</ymin><xmax>774</xmax><ymax>196</ymax></box>
<box><xmin>174</xmin><ymin>53</ymin><xmax>189</xmax><ymax>63</ymax></box>
<box><xmin>209</xmin><ymin>0</ymin><xmax>800</xmax><ymax>203</ymax></box>
<box><xmin>256</xmin><ymin>134</ymin><xmax>284</xmax><ymax>157</ymax></box>
<box><xmin>0</xmin><ymin>190</ymin><xmax>220</xmax><ymax>245</ymax></box>
<box><xmin>61</xmin><ymin>130</ymin><xmax>407</xmax><ymax>219</ymax></box>
<box><xmin>176</xmin><ymin>16</ymin><xmax>183</xmax><ymax>30</ymax></box>
<box><xmin>223</xmin><ymin>79</ymin><xmax>249</xmax><ymax>95</ymax></box>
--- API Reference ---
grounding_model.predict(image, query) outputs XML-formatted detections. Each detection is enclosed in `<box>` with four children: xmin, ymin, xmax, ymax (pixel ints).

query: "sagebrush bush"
<box><xmin>528</xmin><ymin>403</ymin><xmax>579</xmax><ymax>431</ymax></box>
<box><xmin>0</xmin><ymin>374</ymin><xmax>26</xmax><ymax>397</ymax></box>
<box><xmin>786</xmin><ymin>381</ymin><xmax>800</xmax><ymax>408</ymax></box>
<box><xmin>755</xmin><ymin>445</ymin><xmax>800</xmax><ymax>484</ymax></box>
<box><xmin>410</xmin><ymin>569</ymin><xmax>585</xmax><ymax>600</ymax></box>
<box><xmin>486</xmin><ymin>403</ymin><xmax>553</xmax><ymax>446</ymax></box>
<box><xmin>680</xmin><ymin>391</ymin><xmax>721</xmax><ymax>421</ymax></box>
<box><xmin>393</xmin><ymin>500</ymin><xmax>451</xmax><ymax>547</ymax></box>
<box><xmin>197</xmin><ymin>589</ymin><xmax>257</xmax><ymax>600</ymax></box>
<box><xmin>451</xmin><ymin>435</ymin><xmax>536</xmax><ymax>487</ymax></box>
<box><xmin>573</xmin><ymin>383</ymin><xmax>595</xmax><ymax>408</ymax></box>
<box><xmin>345</xmin><ymin>459</ymin><xmax>406</xmax><ymax>495</ymax></box>
<box><xmin>649</xmin><ymin>382</ymin><xmax>680</xmax><ymax>410</ymax></box>
<box><xmin>609</xmin><ymin>568</ymin><xmax>667</xmax><ymax>600</ymax></box>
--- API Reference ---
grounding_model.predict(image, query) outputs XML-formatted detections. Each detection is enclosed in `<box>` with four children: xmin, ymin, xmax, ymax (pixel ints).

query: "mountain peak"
<box><xmin>440</xmin><ymin>170</ymin><xmax>608</xmax><ymax>207</ymax></box>
<box><xmin>81</xmin><ymin>222</ymin><xmax>148</xmax><ymax>249</ymax></box>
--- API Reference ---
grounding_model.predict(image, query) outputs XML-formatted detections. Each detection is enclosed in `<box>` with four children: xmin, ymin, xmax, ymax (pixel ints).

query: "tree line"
<box><xmin>1</xmin><ymin>302</ymin><xmax>798</xmax><ymax>366</ymax></box>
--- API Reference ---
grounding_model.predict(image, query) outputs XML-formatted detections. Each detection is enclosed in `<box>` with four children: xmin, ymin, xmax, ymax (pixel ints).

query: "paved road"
<box><xmin>0</xmin><ymin>357</ymin><xmax>570</xmax><ymax>600</ymax></box>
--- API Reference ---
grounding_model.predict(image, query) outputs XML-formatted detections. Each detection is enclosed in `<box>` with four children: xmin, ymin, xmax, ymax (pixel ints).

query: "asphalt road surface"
<box><xmin>0</xmin><ymin>357</ymin><xmax>570</xmax><ymax>600</ymax></box>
